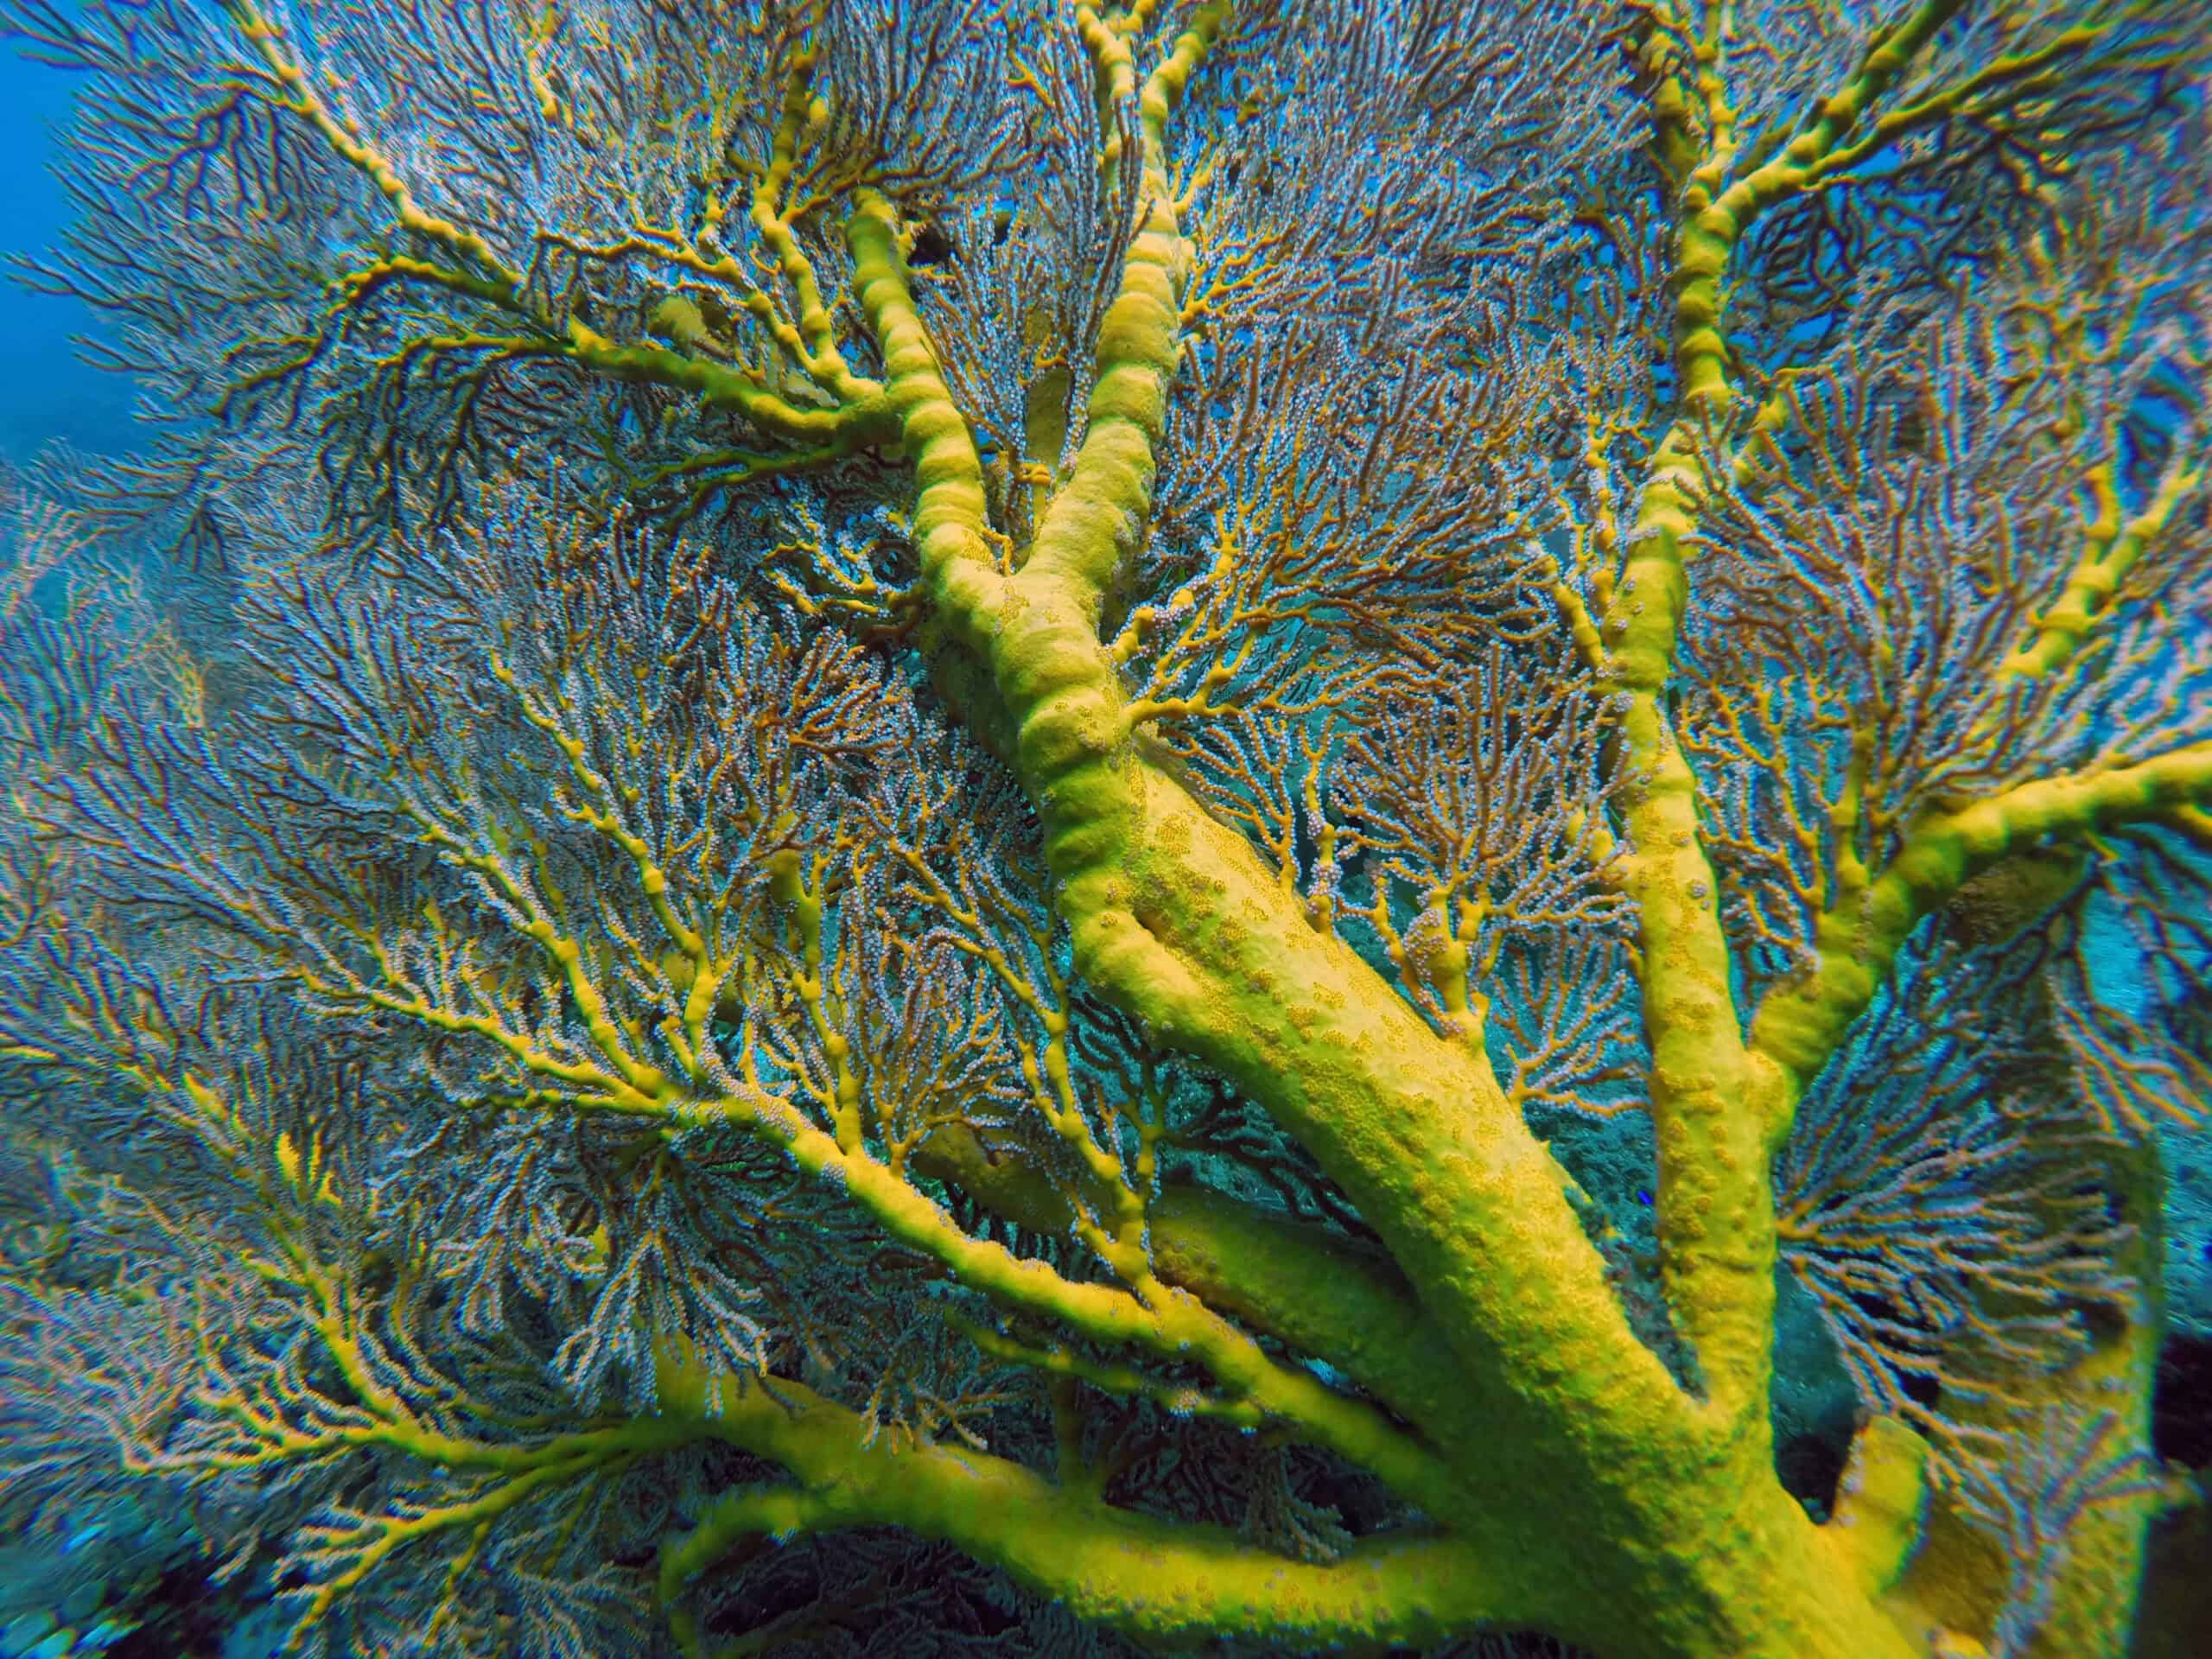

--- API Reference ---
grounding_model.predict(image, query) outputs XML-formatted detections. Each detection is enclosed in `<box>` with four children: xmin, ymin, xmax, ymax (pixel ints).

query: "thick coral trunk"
<box><xmin>1039</xmin><ymin>721</ymin><xmax>1926</xmax><ymax>1659</ymax></box>
<box><xmin>844</xmin><ymin>107</ymin><xmax>1932</xmax><ymax>1659</ymax></box>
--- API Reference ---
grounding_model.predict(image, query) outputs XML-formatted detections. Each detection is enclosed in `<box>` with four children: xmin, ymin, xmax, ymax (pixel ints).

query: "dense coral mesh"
<box><xmin>0</xmin><ymin>3</ymin><xmax>2206</xmax><ymax>1656</ymax></box>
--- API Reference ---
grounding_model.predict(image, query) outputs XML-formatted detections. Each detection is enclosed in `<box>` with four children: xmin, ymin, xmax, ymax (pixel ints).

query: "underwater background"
<box><xmin>0</xmin><ymin>51</ymin><xmax>130</xmax><ymax>467</ymax></box>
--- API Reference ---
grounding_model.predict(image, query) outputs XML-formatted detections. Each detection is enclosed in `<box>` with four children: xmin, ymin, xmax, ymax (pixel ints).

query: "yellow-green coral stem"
<box><xmin>917</xmin><ymin>1129</ymin><xmax>1637</xmax><ymax>1530</ymax></box>
<box><xmin>1605</xmin><ymin>0</ymin><xmax>1978</xmax><ymax>1431</ymax></box>
<box><xmin>1709</xmin><ymin>0</ymin><xmax>1972</xmax><ymax>235</ymax></box>
<box><xmin>652</xmin><ymin>1348</ymin><xmax>1923</xmax><ymax>1659</ymax></box>
<box><xmin>1022</xmin><ymin>2</ymin><xmax>1227</xmax><ymax>617</ymax></box>
<box><xmin>1145</xmin><ymin>1179</ymin><xmax>1516</xmax><ymax>1474</ymax></box>
<box><xmin>707</xmin><ymin>1084</ymin><xmax>1469</xmax><ymax>1525</ymax></box>
<box><xmin>835</xmin><ymin>7</ymin><xmax>1929</xmax><ymax>1649</ymax></box>
<box><xmin>2001</xmin><ymin>454</ymin><xmax>2203</xmax><ymax>683</ymax></box>
<box><xmin>223</xmin><ymin>2</ymin><xmax>889</xmax><ymax>449</ymax></box>
<box><xmin>653</xmin><ymin>1374</ymin><xmax>1516</xmax><ymax>1655</ymax></box>
<box><xmin>1609</xmin><ymin>315</ymin><xmax>1778</xmax><ymax>1441</ymax></box>
<box><xmin>846</xmin><ymin>194</ymin><xmax>1008</xmax><ymax>651</ymax></box>
<box><xmin>559</xmin><ymin>324</ymin><xmax>893</xmax><ymax>448</ymax></box>
<box><xmin>1010</xmin><ymin>759</ymin><xmax>1935</xmax><ymax>1655</ymax></box>
<box><xmin>754</xmin><ymin>49</ymin><xmax>858</xmax><ymax>385</ymax></box>
<box><xmin>1752</xmin><ymin>740</ymin><xmax>2212</xmax><ymax>1092</ymax></box>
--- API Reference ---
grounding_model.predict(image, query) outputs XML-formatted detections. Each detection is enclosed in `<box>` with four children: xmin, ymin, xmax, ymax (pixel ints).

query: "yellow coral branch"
<box><xmin>218</xmin><ymin>0</ymin><xmax>890</xmax><ymax>448</ymax></box>
<box><xmin>2001</xmin><ymin>451</ymin><xmax>2203</xmax><ymax>683</ymax></box>
<box><xmin>652</xmin><ymin>1368</ymin><xmax>1518</xmax><ymax>1656</ymax></box>
<box><xmin>1753</xmin><ymin>739</ymin><xmax>2212</xmax><ymax>1090</ymax></box>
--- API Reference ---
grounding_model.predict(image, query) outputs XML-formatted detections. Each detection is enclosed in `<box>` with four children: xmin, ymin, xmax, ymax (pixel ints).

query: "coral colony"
<box><xmin>0</xmin><ymin>3</ymin><xmax>2206</xmax><ymax>1657</ymax></box>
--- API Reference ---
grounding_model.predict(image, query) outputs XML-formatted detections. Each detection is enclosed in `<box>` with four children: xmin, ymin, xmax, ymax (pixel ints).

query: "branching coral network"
<box><xmin>0</xmin><ymin>3</ymin><xmax>2207</xmax><ymax>1657</ymax></box>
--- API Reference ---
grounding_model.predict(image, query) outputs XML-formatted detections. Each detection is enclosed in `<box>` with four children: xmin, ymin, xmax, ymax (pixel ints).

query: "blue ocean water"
<box><xmin>0</xmin><ymin>50</ymin><xmax>130</xmax><ymax>467</ymax></box>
